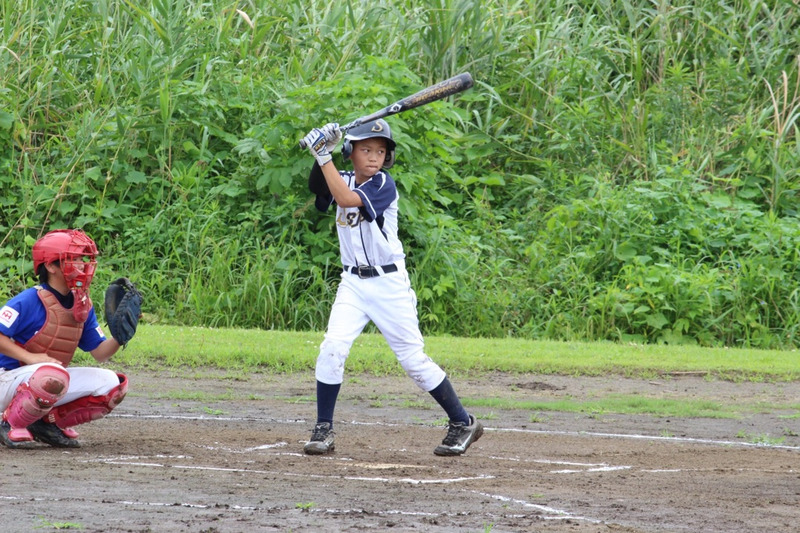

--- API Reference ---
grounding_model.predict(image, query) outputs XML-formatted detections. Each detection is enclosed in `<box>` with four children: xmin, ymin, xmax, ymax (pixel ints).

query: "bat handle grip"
<box><xmin>298</xmin><ymin>121</ymin><xmax>358</xmax><ymax>149</ymax></box>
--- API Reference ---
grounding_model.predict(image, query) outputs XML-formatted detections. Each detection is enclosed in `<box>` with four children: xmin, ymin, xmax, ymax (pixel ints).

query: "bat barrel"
<box><xmin>299</xmin><ymin>72</ymin><xmax>474</xmax><ymax>149</ymax></box>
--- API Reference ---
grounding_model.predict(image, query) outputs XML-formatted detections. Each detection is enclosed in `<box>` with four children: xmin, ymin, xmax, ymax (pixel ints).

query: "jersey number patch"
<box><xmin>337</xmin><ymin>210</ymin><xmax>364</xmax><ymax>228</ymax></box>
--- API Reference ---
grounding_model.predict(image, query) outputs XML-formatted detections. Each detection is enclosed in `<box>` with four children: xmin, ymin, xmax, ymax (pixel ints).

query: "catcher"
<box><xmin>0</xmin><ymin>229</ymin><xmax>142</xmax><ymax>448</ymax></box>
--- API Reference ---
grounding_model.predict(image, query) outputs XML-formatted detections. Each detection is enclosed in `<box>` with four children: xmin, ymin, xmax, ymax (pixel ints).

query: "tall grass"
<box><xmin>1</xmin><ymin>0</ymin><xmax>799</xmax><ymax>348</ymax></box>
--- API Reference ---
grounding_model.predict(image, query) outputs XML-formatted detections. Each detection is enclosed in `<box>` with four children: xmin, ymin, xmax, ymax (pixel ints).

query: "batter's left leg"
<box><xmin>369</xmin><ymin>271</ymin><xmax>482</xmax><ymax>455</ymax></box>
<box><xmin>368</xmin><ymin>272</ymin><xmax>445</xmax><ymax>391</ymax></box>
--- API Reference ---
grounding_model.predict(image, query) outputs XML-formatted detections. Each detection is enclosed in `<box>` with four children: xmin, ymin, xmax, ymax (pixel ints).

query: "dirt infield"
<box><xmin>1</xmin><ymin>370</ymin><xmax>798</xmax><ymax>532</ymax></box>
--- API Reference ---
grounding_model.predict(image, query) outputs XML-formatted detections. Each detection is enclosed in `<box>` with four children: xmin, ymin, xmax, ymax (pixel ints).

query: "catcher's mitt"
<box><xmin>104</xmin><ymin>277</ymin><xmax>143</xmax><ymax>346</ymax></box>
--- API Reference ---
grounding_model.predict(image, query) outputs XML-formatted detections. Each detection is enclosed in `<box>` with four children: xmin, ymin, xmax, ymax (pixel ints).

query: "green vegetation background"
<box><xmin>95</xmin><ymin>324</ymin><xmax>800</xmax><ymax>382</ymax></box>
<box><xmin>2</xmin><ymin>0</ymin><xmax>800</xmax><ymax>349</ymax></box>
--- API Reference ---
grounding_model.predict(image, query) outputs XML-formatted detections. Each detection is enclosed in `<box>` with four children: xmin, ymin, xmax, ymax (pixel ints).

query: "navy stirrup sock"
<box><xmin>428</xmin><ymin>377</ymin><xmax>470</xmax><ymax>426</ymax></box>
<box><xmin>316</xmin><ymin>380</ymin><xmax>341</xmax><ymax>427</ymax></box>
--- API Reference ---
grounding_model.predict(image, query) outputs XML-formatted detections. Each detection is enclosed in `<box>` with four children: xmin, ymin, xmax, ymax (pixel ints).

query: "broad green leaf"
<box><xmin>646</xmin><ymin>313</ymin><xmax>669</xmax><ymax>330</ymax></box>
<box><xmin>0</xmin><ymin>111</ymin><xmax>13</xmax><ymax>130</ymax></box>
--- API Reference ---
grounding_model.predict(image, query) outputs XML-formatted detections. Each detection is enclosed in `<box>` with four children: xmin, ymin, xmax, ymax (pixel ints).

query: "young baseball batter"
<box><xmin>300</xmin><ymin>119</ymin><xmax>483</xmax><ymax>456</ymax></box>
<box><xmin>0</xmin><ymin>229</ymin><xmax>141</xmax><ymax>448</ymax></box>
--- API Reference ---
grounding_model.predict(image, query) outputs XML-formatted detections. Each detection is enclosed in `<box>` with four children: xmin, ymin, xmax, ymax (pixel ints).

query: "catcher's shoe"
<box><xmin>304</xmin><ymin>422</ymin><xmax>335</xmax><ymax>455</ymax></box>
<box><xmin>0</xmin><ymin>420</ymin><xmax>36</xmax><ymax>449</ymax></box>
<box><xmin>434</xmin><ymin>415</ymin><xmax>483</xmax><ymax>456</ymax></box>
<box><xmin>28</xmin><ymin>419</ymin><xmax>81</xmax><ymax>448</ymax></box>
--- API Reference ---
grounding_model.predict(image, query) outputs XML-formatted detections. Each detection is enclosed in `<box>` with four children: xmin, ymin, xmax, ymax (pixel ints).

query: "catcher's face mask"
<box><xmin>60</xmin><ymin>254</ymin><xmax>98</xmax><ymax>291</ymax></box>
<box><xmin>33</xmin><ymin>229</ymin><xmax>99</xmax><ymax>291</ymax></box>
<box><xmin>33</xmin><ymin>229</ymin><xmax>99</xmax><ymax>323</ymax></box>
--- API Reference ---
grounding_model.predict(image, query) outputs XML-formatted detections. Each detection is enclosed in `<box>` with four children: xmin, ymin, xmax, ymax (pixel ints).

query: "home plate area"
<box><xmin>0</xmin><ymin>371</ymin><xmax>797</xmax><ymax>533</ymax></box>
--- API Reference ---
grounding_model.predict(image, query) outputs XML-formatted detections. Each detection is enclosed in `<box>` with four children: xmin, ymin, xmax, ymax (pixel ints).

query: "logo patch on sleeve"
<box><xmin>95</xmin><ymin>326</ymin><xmax>106</xmax><ymax>339</ymax></box>
<box><xmin>0</xmin><ymin>306</ymin><xmax>19</xmax><ymax>328</ymax></box>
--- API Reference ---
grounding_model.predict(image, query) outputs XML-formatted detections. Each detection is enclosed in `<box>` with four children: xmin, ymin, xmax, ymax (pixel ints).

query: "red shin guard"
<box><xmin>2</xmin><ymin>365</ymin><xmax>70</xmax><ymax>440</ymax></box>
<box><xmin>45</xmin><ymin>373</ymin><xmax>128</xmax><ymax>430</ymax></box>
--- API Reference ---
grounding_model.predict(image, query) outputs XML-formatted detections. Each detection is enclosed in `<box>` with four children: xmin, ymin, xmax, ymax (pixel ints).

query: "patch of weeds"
<box><xmin>400</xmin><ymin>399</ymin><xmax>432</xmax><ymax>409</ymax></box>
<box><xmin>659</xmin><ymin>429</ymin><xmax>675</xmax><ymax>438</ymax></box>
<box><xmin>202</xmin><ymin>407</ymin><xmax>225</xmax><ymax>415</ymax></box>
<box><xmin>432</xmin><ymin>417</ymin><xmax>449</xmax><ymax>426</ymax></box>
<box><xmin>782</xmin><ymin>427</ymin><xmax>799</xmax><ymax>437</ymax></box>
<box><xmin>154</xmin><ymin>390</ymin><xmax>236</xmax><ymax>402</ymax></box>
<box><xmin>529</xmin><ymin>412</ymin><xmax>549</xmax><ymax>423</ymax></box>
<box><xmin>755</xmin><ymin>434</ymin><xmax>786</xmax><ymax>445</ymax></box>
<box><xmin>295</xmin><ymin>502</ymin><xmax>315</xmax><ymax>511</ymax></box>
<box><xmin>285</xmin><ymin>395</ymin><xmax>316</xmax><ymax>404</ymax></box>
<box><xmin>736</xmin><ymin>430</ymin><xmax>786</xmax><ymax>445</ymax></box>
<box><xmin>224</xmin><ymin>372</ymin><xmax>251</xmax><ymax>382</ymax></box>
<box><xmin>477</xmin><ymin>411</ymin><xmax>498</xmax><ymax>420</ymax></box>
<box><xmin>370</xmin><ymin>400</ymin><xmax>383</xmax><ymax>408</ymax></box>
<box><xmin>36</xmin><ymin>517</ymin><xmax>83</xmax><ymax>530</ymax></box>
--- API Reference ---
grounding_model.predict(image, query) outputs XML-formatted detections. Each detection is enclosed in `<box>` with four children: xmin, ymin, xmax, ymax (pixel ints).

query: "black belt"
<box><xmin>344</xmin><ymin>264</ymin><xmax>398</xmax><ymax>278</ymax></box>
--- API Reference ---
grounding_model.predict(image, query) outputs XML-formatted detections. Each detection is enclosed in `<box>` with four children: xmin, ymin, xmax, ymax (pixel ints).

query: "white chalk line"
<box><xmin>474</xmin><ymin>491</ymin><xmax>603</xmax><ymax>523</ymax></box>
<box><xmin>113</xmin><ymin>413</ymin><xmax>305</xmax><ymax>423</ymax></box>
<box><xmin>498</xmin><ymin>427</ymin><xmax>800</xmax><ymax>451</ymax></box>
<box><xmin>4</xmin><ymin>411</ymin><xmax>793</xmax><ymax>529</ymax></box>
<box><xmin>80</xmin><ymin>451</ymin><xmax>589</xmax><ymax>522</ymax></box>
<box><xmin>91</xmin><ymin>412</ymin><xmax>799</xmax><ymax>525</ymax></box>
<box><xmin>0</xmin><ymin>494</ymin><xmax>471</xmax><ymax>519</ymax></box>
<box><xmin>110</xmin><ymin>412</ymin><xmax>800</xmax><ymax>452</ymax></box>
<box><xmin>89</xmin><ymin>456</ymin><xmax>496</xmax><ymax>485</ymax></box>
<box><xmin>1</xmin><ymin>493</ymin><xmax>542</xmax><ymax>522</ymax></box>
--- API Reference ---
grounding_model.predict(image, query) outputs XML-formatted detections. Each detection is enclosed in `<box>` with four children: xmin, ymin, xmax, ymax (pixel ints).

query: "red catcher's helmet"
<box><xmin>32</xmin><ymin>229</ymin><xmax>99</xmax><ymax>290</ymax></box>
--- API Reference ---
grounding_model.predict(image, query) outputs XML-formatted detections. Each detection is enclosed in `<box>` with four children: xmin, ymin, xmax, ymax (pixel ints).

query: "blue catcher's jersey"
<box><xmin>0</xmin><ymin>285</ymin><xmax>107</xmax><ymax>370</ymax></box>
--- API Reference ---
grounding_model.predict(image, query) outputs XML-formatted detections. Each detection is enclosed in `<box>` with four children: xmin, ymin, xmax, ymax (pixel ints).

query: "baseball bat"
<box><xmin>299</xmin><ymin>72</ymin><xmax>474</xmax><ymax>148</ymax></box>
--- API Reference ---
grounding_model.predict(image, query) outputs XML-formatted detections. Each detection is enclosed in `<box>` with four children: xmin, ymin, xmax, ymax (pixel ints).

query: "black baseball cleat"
<box><xmin>0</xmin><ymin>420</ymin><xmax>37</xmax><ymax>449</ymax></box>
<box><xmin>28</xmin><ymin>419</ymin><xmax>81</xmax><ymax>448</ymax></box>
<box><xmin>304</xmin><ymin>422</ymin><xmax>335</xmax><ymax>455</ymax></box>
<box><xmin>434</xmin><ymin>415</ymin><xmax>483</xmax><ymax>456</ymax></box>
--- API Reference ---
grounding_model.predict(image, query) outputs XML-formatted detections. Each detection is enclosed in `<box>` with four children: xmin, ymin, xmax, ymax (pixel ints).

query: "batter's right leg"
<box><xmin>305</xmin><ymin>340</ymin><xmax>351</xmax><ymax>455</ymax></box>
<box><xmin>305</xmin><ymin>279</ymin><xmax>370</xmax><ymax>455</ymax></box>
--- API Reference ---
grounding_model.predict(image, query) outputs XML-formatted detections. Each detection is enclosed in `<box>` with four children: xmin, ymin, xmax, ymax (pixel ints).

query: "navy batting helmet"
<box><xmin>341</xmin><ymin>119</ymin><xmax>396</xmax><ymax>169</ymax></box>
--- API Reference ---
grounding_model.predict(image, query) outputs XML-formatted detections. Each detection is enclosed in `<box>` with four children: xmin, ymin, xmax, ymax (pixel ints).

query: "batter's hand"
<box><xmin>302</xmin><ymin>128</ymin><xmax>332</xmax><ymax>167</ymax></box>
<box><xmin>320</xmin><ymin>123</ymin><xmax>342</xmax><ymax>152</ymax></box>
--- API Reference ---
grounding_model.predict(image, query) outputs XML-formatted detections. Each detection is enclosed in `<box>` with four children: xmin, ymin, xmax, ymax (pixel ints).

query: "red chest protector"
<box><xmin>23</xmin><ymin>287</ymin><xmax>84</xmax><ymax>367</ymax></box>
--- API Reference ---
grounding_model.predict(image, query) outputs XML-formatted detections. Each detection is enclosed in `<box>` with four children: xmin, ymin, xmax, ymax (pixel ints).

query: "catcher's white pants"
<box><xmin>0</xmin><ymin>363</ymin><xmax>120</xmax><ymax>412</ymax></box>
<box><xmin>315</xmin><ymin>267</ymin><xmax>446</xmax><ymax>392</ymax></box>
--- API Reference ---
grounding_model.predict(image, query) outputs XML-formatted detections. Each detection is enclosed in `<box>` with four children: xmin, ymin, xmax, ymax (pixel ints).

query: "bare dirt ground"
<box><xmin>1</xmin><ymin>369</ymin><xmax>799</xmax><ymax>532</ymax></box>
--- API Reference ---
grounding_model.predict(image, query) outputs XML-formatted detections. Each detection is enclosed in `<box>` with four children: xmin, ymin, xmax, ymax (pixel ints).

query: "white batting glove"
<box><xmin>320</xmin><ymin>122</ymin><xmax>342</xmax><ymax>152</ymax></box>
<box><xmin>302</xmin><ymin>128</ymin><xmax>332</xmax><ymax>166</ymax></box>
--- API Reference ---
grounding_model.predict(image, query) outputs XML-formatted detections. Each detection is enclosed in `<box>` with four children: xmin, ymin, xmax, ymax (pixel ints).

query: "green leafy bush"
<box><xmin>1</xmin><ymin>0</ymin><xmax>799</xmax><ymax>348</ymax></box>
